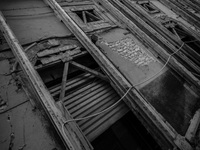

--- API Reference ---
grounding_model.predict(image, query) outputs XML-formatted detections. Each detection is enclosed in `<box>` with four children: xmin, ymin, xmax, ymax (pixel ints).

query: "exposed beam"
<box><xmin>37</xmin><ymin>44</ymin><xmax>77</xmax><ymax>57</ymax></box>
<box><xmin>0</xmin><ymin>11</ymin><xmax>92</xmax><ymax>150</ymax></box>
<box><xmin>70</xmin><ymin>61</ymin><xmax>108</xmax><ymax>81</ymax></box>
<box><xmin>59</xmin><ymin>62</ymin><xmax>69</xmax><ymax>101</ymax></box>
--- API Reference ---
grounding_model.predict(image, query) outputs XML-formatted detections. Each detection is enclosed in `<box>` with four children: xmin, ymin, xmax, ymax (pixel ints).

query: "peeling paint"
<box><xmin>100</xmin><ymin>37</ymin><xmax>155</xmax><ymax>67</ymax></box>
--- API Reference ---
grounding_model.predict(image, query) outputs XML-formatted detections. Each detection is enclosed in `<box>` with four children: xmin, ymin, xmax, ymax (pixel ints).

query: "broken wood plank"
<box><xmin>37</xmin><ymin>44</ymin><xmax>77</xmax><ymax>57</ymax></box>
<box><xmin>35</xmin><ymin>51</ymin><xmax>88</xmax><ymax>70</ymax></box>
<box><xmin>70</xmin><ymin>61</ymin><xmax>108</xmax><ymax>81</ymax></box>
<box><xmin>0</xmin><ymin>11</ymin><xmax>92</xmax><ymax>150</ymax></box>
<box><xmin>40</xmin><ymin>48</ymin><xmax>81</xmax><ymax>64</ymax></box>
<box><xmin>59</xmin><ymin>62</ymin><xmax>69</xmax><ymax>101</ymax></box>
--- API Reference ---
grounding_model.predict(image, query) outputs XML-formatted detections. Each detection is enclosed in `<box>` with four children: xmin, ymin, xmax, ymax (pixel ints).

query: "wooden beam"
<box><xmin>83</xmin><ymin>11</ymin><xmax>87</xmax><ymax>24</ymax></box>
<box><xmin>185</xmin><ymin>109</ymin><xmax>200</xmax><ymax>141</ymax></box>
<box><xmin>0</xmin><ymin>11</ymin><xmax>92</xmax><ymax>150</ymax></box>
<box><xmin>59</xmin><ymin>62</ymin><xmax>69</xmax><ymax>101</ymax></box>
<box><xmin>70</xmin><ymin>61</ymin><xmax>108</xmax><ymax>81</ymax></box>
<box><xmin>40</xmin><ymin>48</ymin><xmax>81</xmax><ymax>65</ymax></box>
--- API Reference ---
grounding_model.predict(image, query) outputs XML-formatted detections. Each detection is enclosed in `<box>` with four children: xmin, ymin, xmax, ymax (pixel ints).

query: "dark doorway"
<box><xmin>92</xmin><ymin>111</ymin><xmax>161</xmax><ymax>150</ymax></box>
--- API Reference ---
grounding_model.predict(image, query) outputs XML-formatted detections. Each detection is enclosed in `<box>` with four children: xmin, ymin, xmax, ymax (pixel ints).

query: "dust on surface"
<box><xmin>140</xmin><ymin>70</ymin><xmax>200</xmax><ymax>135</ymax></box>
<box><xmin>0</xmin><ymin>59</ymin><xmax>65</xmax><ymax>150</ymax></box>
<box><xmin>98</xmin><ymin>28</ymin><xmax>166</xmax><ymax>88</ymax></box>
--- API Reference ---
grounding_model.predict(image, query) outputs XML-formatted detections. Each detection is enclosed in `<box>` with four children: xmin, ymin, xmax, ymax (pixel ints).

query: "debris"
<box><xmin>40</xmin><ymin>48</ymin><xmax>81</xmax><ymax>65</ymax></box>
<box><xmin>25</xmin><ymin>39</ymin><xmax>60</xmax><ymax>65</ymax></box>
<box><xmin>59</xmin><ymin>62</ymin><xmax>69</xmax><ymax>101</ymax></box>
<box><xmin>47</xmin><ymin>39</ymin><xmax>60</xmax><ymax>47</ymax></box>
<box><xmin>37</xmin><ymin>44</ymin><xmax>77</xmax><ymax>57</ymax></box>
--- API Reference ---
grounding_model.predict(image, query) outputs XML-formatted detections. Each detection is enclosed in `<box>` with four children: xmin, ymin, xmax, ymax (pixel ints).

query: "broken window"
<box><xmin>162</xmin><ymin>20</ymin><xmax>200</xmax><ymax>55</ymax></box>
<box><xmin>138</xmin><ymin>2</ymin><xmax>160</xmax><ymax>14</ymax></box>
<box><xmin>74</xmin><ymin>9</ymin><xmax>101</xmax><ymax>23</ymax></box>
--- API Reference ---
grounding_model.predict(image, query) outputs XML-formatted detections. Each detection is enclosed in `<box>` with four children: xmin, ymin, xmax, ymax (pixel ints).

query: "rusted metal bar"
<box><xmin>70</xmin><ymin>61</ymin><xmax>108</xmax><ymax>81</ymax></box>
<box><xmin>0</xmin><ymin>11</ymin><xmax>92</xmax><ymax>150</ymax></box>
<box><xmin>37</xmin><ymin>44</ymin><xmax>77</xmax><ymax>57</ymax></box>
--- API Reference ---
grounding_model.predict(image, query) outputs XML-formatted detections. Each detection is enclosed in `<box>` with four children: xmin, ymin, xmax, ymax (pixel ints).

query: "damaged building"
<box><xmin>0</xmin><ymin>0</ymin><xmax>200</xmax><ymax>150</ymax></box>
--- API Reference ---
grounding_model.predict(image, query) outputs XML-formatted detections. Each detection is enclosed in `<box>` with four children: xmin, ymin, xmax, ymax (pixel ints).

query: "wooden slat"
<box><xmin>77</xmin><ymin>94</ymin><xmax>119</xmax><ymax>127</ymax></box>
<box><xmin>81</xmin><ymin>102</ymin><xmax>126</xmax><ymax>133</ymax></box>
<box><xmin>37</xmin><ymin>45</ymin><xmax>77</xmax><ymax>57</ymax></box>
<box><xmin>63</xmin><ymin>74</ymin><xmax>128</xmax><ymax>142</ymax></box>
<box><xmin>63</xmin><ymin>79</ymin><xmax>102</xmax><ymax>102</ymax></box>
<box><xmin>40</xmin><ymin>48</ymin><xmax>81</xmax><ymax>64</ymax></box>
<box><xmin>0</xmin><ymin>11</ymin><xmax>92</xmax><ymax>150</ymax></box>
<box><xmin>52</xmin><ymin>74</ymin><xmax>95</xmax><ymax>97</ymax></box>
<box><xmin>73</xmin><ymin>95</ymin><xmax>117</xmax><ymax>119</ymax></box>
<box><xmin>84</xmin><ymin>104</ymin><xmax>128</xmax><ymax>136</ymax></box>
<box><xmin>64</xmin><ymin>81</ymin><xmax>105</xmax><ymax>106</ymax></box>
<box><xmin>68</xmin><ymin>86</ymin><xmax>111</xmax><ymax>112</ymax></box>
<box><xmin>72</xmin><ymin>92</ymin><xmax>117</xmax><ymax>118</ymax></box>
<box><xmin>86</xmin><ymin>105</ymin><xmax>128</xmax><ymax>141</ymax></box>
<box><xmin>50</xmin><ymin>73</ymin><xmax>92</xmax><ymax>93</ymax></box>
